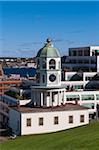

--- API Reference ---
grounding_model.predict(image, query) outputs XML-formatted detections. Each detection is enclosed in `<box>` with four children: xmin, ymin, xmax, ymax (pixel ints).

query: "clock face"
<box><xmin>49</xmin><ymin>74</ymin><xmax>56</xmax><ymax>82</ymax></box>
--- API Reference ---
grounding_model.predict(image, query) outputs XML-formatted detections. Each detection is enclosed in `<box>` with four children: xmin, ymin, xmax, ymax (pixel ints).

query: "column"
<box><xmin>63</xmin><ymin>90</ymin><xmax>65</xmax><ymax>104</ymax></box>
<box><xmin>50</xmin><ymin>91</ymin><xmax>52</xmax><ymax>106</ymax></box>
<box><xmin>59</xmin><ymin>91</ymin><xmax>61</xmax><ymax>105</ymax></box>
<box><xmin>61</xmin><ymin>91</ymin><xmax>64</xmax><ymax>105</ymax></box>
<box><xmin>44</xmin><ymin>92</ymin><xmax>47</xmax><ymax>106</ymax></box>
<box><xmin>94</xmin><ymin>93</ymin><xmax>97</xmax><ymax>112</ymax></box>
<box><xmin>79</xmin><ymin>94</ymin><xmax>82</xmax><ymax>106</ymax></box>
<box><xmin>58</xmin><ymin>91</ymin><xmax>60</xmax><ymax>106</ymax></box>
<box><xmin>97</xmin><ymin>56</ymin><xmax>99</xmax><ymax>72</ymax></box>
<box><xmin>40</xmin><ymin>92</ymin><xmax>43</xmax><ymax>106</ymax></box>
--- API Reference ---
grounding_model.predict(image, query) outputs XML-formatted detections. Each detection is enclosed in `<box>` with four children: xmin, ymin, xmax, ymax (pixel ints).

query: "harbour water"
<box><xmin>3</xmin><ymin>68</ymin><xmax>36</xmax><ymax>77</ymax></box>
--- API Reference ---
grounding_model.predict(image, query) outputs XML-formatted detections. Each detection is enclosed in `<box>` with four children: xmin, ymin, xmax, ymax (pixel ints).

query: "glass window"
<box><xmin>78</xmin><ymin>50</ymin><xmax>83</xmax><ymax>56</ymax></box>
<box><xmin>82</xmin><ymin>95</ymin><xmax>94</xmax><ymax>100</ymax></box>
<box><xmin>80</xmin><ymin>115</ymin><xmax>84</xmax><ymax>123</ymax></box>
<box><xmin>54</xmin><ymin>116</ymin><xmax>59</xmax><ymax>125</ymax></box>
<box><xmin>82</xmin><ymin>103</ymin><xmax>94</xmax><ymax>109</ymax></box>
<box><xmin>26</xmin><ymin>118</ymin><xmax>31</xmax><ymax>127</ymax></box>
<box><xmin>85</xmin><ymin>77</ymin><xmax>93</xmax><ymax>81</ymax></box>
<box><xmin>66</xmin><ymin>95</ymin><xmax>80</xmax><ymax>101</ymax></box>
<box><xmin>84</xmin><ymin>50</ymin><xmax>90</xmax><ymax>56</ymax></box>
<box><xmin>96</xmin><ymin>94</ymin><xmax>99</xmax><ymax>100</ymax></box>
<box><xmin>73</xmin><ymin>85</ymin><xmax>83</xmax><ymax>90</ymax></box>
<box><xmin>73</xmin><ymin>51</ymin><xmax>77</xmax><ymax>56</ymax></box>
<box><xmin>69</xmin><ymin>116</ymin><xmax>73</xmax><ymax>123</ymax></box>
<box><xmin>39</xmin><ymin>117</ymin><xmax>43</xmax><ymax>126</ymax></box>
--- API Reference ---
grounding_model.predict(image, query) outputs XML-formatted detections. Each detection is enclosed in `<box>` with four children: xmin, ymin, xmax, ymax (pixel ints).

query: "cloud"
<box><xmin>65</xmin><ymin>40</ymin><xmax>75</xmax><ymax>45</ymax></box>
<box><xmin>19</xmin><ymin>41</ymin><xmax>43</xmax><ymax>47</ymax></box>
<box><xmin>52</xmin><ymin>38</ymin><xmax>75</xmax><ymax>45</ymax></box>
<box><xmin>66</xmin><ymin>30</ymin><xmax>84</xmax><ymax>34</ymax></box>
<box><xmin>16</xmin><ymin>49</ymin><xmax>34</xmax><ymax>54</ymax></box>
<box><xmin>53</xmin><ymin>39</ymin><xmax>64</xmax><ymax>42</ymax></box>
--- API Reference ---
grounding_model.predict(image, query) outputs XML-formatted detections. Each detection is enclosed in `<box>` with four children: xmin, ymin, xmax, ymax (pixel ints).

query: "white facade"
<box><xmin>31</xmin><ymin>39</ymin><xmax>66</xmax><ymax>107</ymax></box>
<box><xmin>65</xmin><ymin>91</ymin><xmax>99</xmax><ymax>113</ymax></box>
<box><xmin>9</xmin><ymin>106</ymin><xmax>89</xmax><ymax>135</ymax></box>
<box><xmin>62</xmin><ymin>71</ymin><xmax>99</xmax><ymax>113</ymax></box>
<box><xmin>97</xmin><ymin>56</ymin><xmax>99</xmax><ymax>72</ymax></box>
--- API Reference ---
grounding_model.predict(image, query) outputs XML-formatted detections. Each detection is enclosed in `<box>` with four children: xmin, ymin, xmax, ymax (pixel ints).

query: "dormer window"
<box><xmin>49</xmin><ymin>59</ymin><xmax>56</xmax><ymax>69</ymax></box>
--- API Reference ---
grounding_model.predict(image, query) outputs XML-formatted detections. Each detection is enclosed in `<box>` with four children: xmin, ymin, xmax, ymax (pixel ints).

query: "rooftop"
<box><xmin>11</xmin><ymin>103</ymin><xmax>88</xmax><ymax>113</ymax></box>
<box><xmin>36</xmin><ymin>38</ymin><xmax>60</xmax><ymax>58</ymax></box>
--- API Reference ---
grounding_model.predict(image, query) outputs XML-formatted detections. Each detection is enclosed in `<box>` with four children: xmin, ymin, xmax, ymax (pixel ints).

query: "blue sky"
<box><xmin>0</xmin><ymin>1</ymin><xmax>99</xmax><ymax>57</ymax></box>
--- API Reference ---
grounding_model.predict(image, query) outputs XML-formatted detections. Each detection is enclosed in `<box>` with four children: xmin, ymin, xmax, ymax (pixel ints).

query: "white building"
<box><xmin>61</xmin><ymin>46</ymin><xmax>99</xmax><ymax>115</ymax></box>
<box><xmin>7</xmin><ymin>39</ymin><xmax>89</xmax><ymax>135</ymax></box>
<box><xmin>9</xmin><ymin>104</ymin><xmax>89</xmax><ymax>135</ymax></box>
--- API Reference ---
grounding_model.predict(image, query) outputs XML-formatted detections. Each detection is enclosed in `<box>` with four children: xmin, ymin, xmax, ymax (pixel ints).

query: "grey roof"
<box><xmin>11</xmin><ymin>103</ymin><xmax>88</xmax><ymax>113</ymax></box>
<box><xmin>36</xmin><ymin>42</ymin><xmax>60</xmax><ymax>58</ymax></box>
<box><xmin>85</xmin><ymin>81</ymin><xmax>99</xmax><ymax>90</ymax></box>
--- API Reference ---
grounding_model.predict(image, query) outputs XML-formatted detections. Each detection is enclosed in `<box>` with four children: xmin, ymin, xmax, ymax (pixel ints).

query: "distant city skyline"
<box><xmin>0</xmin><ymin>1</ymin><xmax>99</xmax><ymax>57</ymax></box>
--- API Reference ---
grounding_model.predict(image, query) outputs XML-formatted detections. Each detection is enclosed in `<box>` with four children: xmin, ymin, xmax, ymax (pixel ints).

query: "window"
<box><xmin>49</xmin><ymin>59</ymin><xmax>56</xmax><ymax>69</ymax></box>
<box><xmin>96</xmin><ymin>94</ymin><xmax>99</xmax><ymax>100</ymax></box>
<box><xmin>42</xmin><ymin>75</ymin><xmax>45</xmax><ymax>83</ymax></box>
<box><xmin>66</xmin><ymin>95</ymin><xmax>80</xmax><ymax>101</ymax></box>
<box><xmin>80</xmin><ymin>115</ymin><xmax>84</xmax><ymax>123</ymax></box>
<box><xmin>69</xmin><ymin>116</ymin><xmax>73</xmax><ymax>123</ymax></box>
<box><xmin>26</xmin><ymin>118</ymin><xmax>31</xmax><ymax>127</ymax></box>
<box><xmin>84</xmin><ymin>50</ymin><xmax>90</xmax><ymax>56</ymax></box>
<box><xmin>39</xmin><ymin>117</ymin><xmax>43</xmax><ymax>126</ymax></box>
<box><xmin>82</xmin><ymin>103</ymin><xmax>94</xmax><ymax>109</ymax></box>
<box><xmin>82</xmin><ymin>95</ymin><xmax>94</xmax><ymax>100</ymax></box>
<box><xmin>72</xmin><ymin>50</ymin><xmax>77</xmax><ymax>56</ymax></box>
<box><xmin>54</xmin><ymin>116</ymin><xmax>59</xmax><ymax>125</ymax></box>
<box><xmin>78</xmin><ymin>50</ymin><xmax>83</xmax><ymax>56</ymax></box>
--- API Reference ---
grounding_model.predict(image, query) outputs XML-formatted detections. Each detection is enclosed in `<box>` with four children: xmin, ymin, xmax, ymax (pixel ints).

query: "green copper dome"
<box><xmin>36</xmin><ymin>39</ymin><xmax>60</xmax><ymax>58</ymax></box>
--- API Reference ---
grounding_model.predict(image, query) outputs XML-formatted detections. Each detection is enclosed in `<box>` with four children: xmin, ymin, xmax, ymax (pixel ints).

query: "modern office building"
<box><xmin>61</xmin><ymin>46</ymin><xmax>99</xmax><ymax>115</ymax></box>
<box><xmin>62</xmin><ymin>46</ymin><xmax>99</xmax><ymax>72</ymax></box>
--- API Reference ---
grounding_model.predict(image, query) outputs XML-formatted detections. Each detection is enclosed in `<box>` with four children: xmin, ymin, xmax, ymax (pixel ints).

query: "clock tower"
<box><xmin>36</xmin><ymin>38</ymin><xmax>61</xmax><ymax>87</ymax></box>
<box><xmin>31</xmin><ymin>39</ymin><xmax>65</xmax><ymax>107</ymax></box>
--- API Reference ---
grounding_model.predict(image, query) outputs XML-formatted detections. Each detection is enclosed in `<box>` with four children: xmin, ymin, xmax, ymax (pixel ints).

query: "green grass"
<box><xmin>1</xmin><ymin>122</ymin><xmax>99</xmax><ymax>150</ymax></box>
